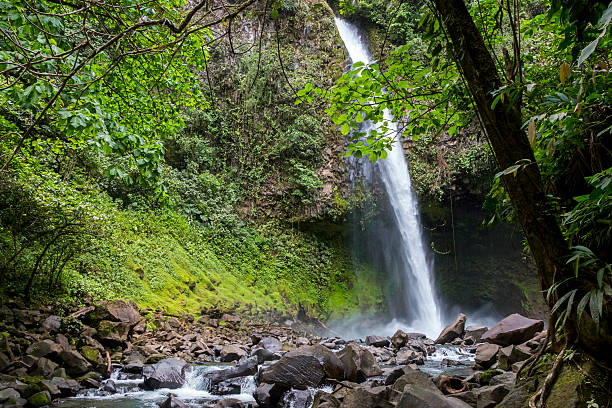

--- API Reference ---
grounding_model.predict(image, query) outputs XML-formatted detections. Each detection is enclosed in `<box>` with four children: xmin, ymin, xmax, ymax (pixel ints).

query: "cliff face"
<box><xmin>193</xmin><ymin>0</ymin><xmax>351</xmax><ymax>222</ymax></box>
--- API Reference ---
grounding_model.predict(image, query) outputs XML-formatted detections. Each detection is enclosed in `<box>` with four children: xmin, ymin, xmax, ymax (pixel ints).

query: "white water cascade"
<box><xmin>335</xmin><ymin>18</ymin><xmax>443</xmax><ymax>339</ymax></box>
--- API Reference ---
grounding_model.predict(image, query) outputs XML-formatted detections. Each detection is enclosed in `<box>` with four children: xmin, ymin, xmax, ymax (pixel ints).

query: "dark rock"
<box><xmin>51</xmin><ymin>377</ymin><xmax>80</xmax><ymax>397</ymax></box>
<box><xmin>365</xmin><ymin>336</ymin><xmax>390</xmax><ymax>347</ymax></box>
<box><xmin>481</xmin><ymin>314</ymin><xmax>544</xmax><ymax>347</ymax></box>
<box><xmin>206</xmin><ymin>356</ymin><xmax>258</xmax><ymax>385</ymax></box>
<box><xmin>382</xmin><ymin>366</ymin><xmax>407</xmax><ymax>386</ymax></box>
<box><xmin>489</xmin><ymin>371</ymin><xmax>516</xmax><ymax>387</ymax></box>
<box><xmin>91</xmin><ymin>300</ymin><xmax>141</xmax><ymax>326</ymax></box>
<box><xmin>79</xmin><ymin>372</ymin><xmax>102</xmax><ymax>389</ymax></box>
<box><xmin>435</xmin><ymin>314</ymin><xmax>467</xmax><ymax>345</ymax></box>
<box><xmin>497</xmin><ymin>345</ymin><xmax>531</xmax><ymax>371</ymax></box>
<box><xmin>0</xmin><ymin>388</ymin><xmax>21</xmax><ymax>405</ymax></box>
<box><xmin>97</xmin><ymin>320</ymin><xmax>131</xmax><ymax>345</ymax></box>
<box><xmin>157</xmin><ymin>393</ymin><xmax>188</xmax><ymax>408</ymax></box>
<box><xmin>450</xmin><ymin>390</ymin><xmax>477</xmax><ymax>406</ymax></box>
<box><xmin>41</xmin><ymin>315</ymin><xmax>62</xmax><ymax>333</ymax></box>
<box><xmin>80</xmin><ymin>345</ymin><xmax>104</xmax><ymax>367</ymax></box>
<box><xmin>391</xmin><ymin>330</ymin><xmax>409</xmax><ymax>349</ymax></box>
<box><xmin>391</xmin><ymin>366</ymin><xmax>439</xmax><ymax>395</ymax></box>
<box><xmin>58</xmin><ymin>350</ymin><xmax>92</xmax><ymax>376</ymax></box>
<box><xmin>103</xmin><ymin>379</ymin><xmax>116</xmax><ymax>393</ymax></box>
<box><xmin>475</xmin><ymin>343</ymin><xmax>500</xmax><ymax>369</ymax></box>
<box><xmin>143</xmin><ymin>358</ymin><xmax>189</xmax><ymax>390</ymax></box>
<box><xmin>337</xmin><ymin>343</ymin><xmax>382</xmax><ymax>382</ymax></box>
<box><xmin>260</xmin><ymin>344</ymin><xmax>344</xmax><ymax>388</ymax></box>
<box><xmin>464</xmin><ymin>326</ymin><xmax>488</xmax><ymax>342</ymax></box>
<box><xmin>251</xmin><ymin>347</ymin><xmax>279</xmax><ymax>364</ymax></box>
<box><xmin>254</xmin><ymin>382</ymin><xmax>286</xmax><ymax>407</ymax></box>
<box><xmin>124</xmin><ymin>362</ymin><xmax>144</xmax><ymax>374</ymax></box>
<box><xmin>220</xmin><ymin>345</ymin><xmax>247</xmax><ymax>362</ymax></box>
<box><xmin>312</xmin><ymin>390</ymin><xmax>340</xmax><ymax>408</ymax></box>
<box><xmin>31</xmin><ymin>357</ymin><xmax>59</xmax><ymax>378</ymax></box>
<box><xmin>475</xmin><ymin>384</ymin><xmax>511</xmax><ymax>408</ymax></box>
<box><xmin>26</xmin><ymin>340</ymin><xmax>61</xmax><ymax>358</ymax></box>
<box><xmin>212</xmin><ymin>377</ymin><xmax>243</xmax><ymax>395</ymax></box>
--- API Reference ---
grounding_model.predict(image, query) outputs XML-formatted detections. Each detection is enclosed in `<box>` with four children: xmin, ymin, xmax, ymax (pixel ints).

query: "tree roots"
<box><xmin>528</xmin><ymin>343</ymin><xmax>567</xmax><ymax>408</ymax></box>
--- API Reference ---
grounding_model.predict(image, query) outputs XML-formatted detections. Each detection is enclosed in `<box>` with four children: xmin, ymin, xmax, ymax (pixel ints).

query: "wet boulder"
<box><xmin>280</xmin><ymin>389</ymin><xmax>314</xmax><ymax>408</ymax></box>
<box><xmin>481</xmin><ymin>314</ymin><xmax>544</xmax><ymax>346</ymax></box>
<box><xmin>251</xmin><ymin>347</ymin><xmax>279</xmax><ymax>364</ymax></box>
<box><xmin>158</xmin><ymin>393</ymin><xmax>188</xmax><ymax>408</ymax></box>
<box><xmin>337</xmin><ymin>343</ymin><xmax>382</xmax><ymax>382</ymax></box>
<box><xmin>396</xmin><ymin>348</ymin><xmax>424</xmax><ymax>365</ymax></box>
<box><xmin>260</xmin><ymin>344</ymin><xmax>344</xmax><ymax>388</ymax></box>
<box><xmin>143</xmin><ymin>358</ymin><xmax>189</xmax><ymax>390</ymax></box>
<box><xmin>475</xmin><ymin>343</ymin><xmax>500</xmax><ymax>369</ymax></box>
<box><xmin>435</xmin><ymin>314</ymin><xmax>467</xmax><ymax>345</ymax></box>
<box><xmin>206</xmin><ymin>356</ymin><xmax>258</xmax><ymax>384</ymax></box>
<box><xmin>365</xmin><ymin>336</ymin><xmax>390</xmax><ymax>348</ymax></box>
<box><xmin>259</xmin><ymin>337</ymin><xmax>282</xmax><ymax>352</ymax></box>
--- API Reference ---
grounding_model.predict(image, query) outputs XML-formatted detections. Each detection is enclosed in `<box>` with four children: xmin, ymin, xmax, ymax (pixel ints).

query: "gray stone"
<box><xmin>158</xmin><ymin>393</ymin><xmax>188</xmax><ymax>408</ymax></box>
<box><xmin>280</xmin><ymin>389</ymin><xmax>314</xmax><ymax>408</ymax></box>
<box><xmin>97</xmin><ymin>320</ymin><xmax>131</xmax><ymax>345</ymax></box>
<box><xmin>397</xmin><ymin>385</ymin><xmax>472</xmax><ymax>408</ymax></box>
<box><xmin>42</xmin><ymin>315</ymin><xmax>62</xmax><ymax>333</ymax></box>
<box><xmin>206</xmin><ymin>356</ymin><xmax>258</xmax><ymax>384</ymax></box>
<box><xmin>26</xmin><ymin>340</ymin><xmax>61</xmax><ymax>358</ymax></box>
<box><xmin>91</xmin><ymin>300</ymin><xmax>141</xmax><ymax>326</ymax></box>
<box><xmin>498</xmin><ymin>345</ymin><xmax>531</xmax><ymax>371</ymax></box>
<box><xmin>260</xmin><ymin>337</ymin><xmax>282</xmax><ymax>352</ymax></box>
<box><xmin>254</xmin><ymin>382</ymin><xmax>286</xmax><ymax>407</ymax></box>
<box><xmin>475</xmin><ymin>384</ymin><xmax>511</xmax><ymax>408</ymax></box>
<box><xmin>464</xmin><ymin>326</ymin><xmax>488</xmax><ymax>342</ymax></box>
<box><xmin>219</xmin><ymin>345</ymin><xmax>247</xmax><ymax>362</ymax></box>
<box><xmin>59</xmin><ymin>350</ymin><xmax>92</xmax><ymax>376</ymax></box>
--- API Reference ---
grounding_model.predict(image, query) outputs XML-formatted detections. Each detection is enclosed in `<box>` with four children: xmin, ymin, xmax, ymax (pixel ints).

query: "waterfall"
<box><xmin>335</xmin><ymin>18</ymin><xmax>443</xmax><ymax>339</ymax></box>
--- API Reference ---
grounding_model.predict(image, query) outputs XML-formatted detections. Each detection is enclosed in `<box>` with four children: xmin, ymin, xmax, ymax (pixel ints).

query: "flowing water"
<box><xmin>334</xmin><ymin>18</ymin><xmax>443</xmax><ymax>339</ymax></box>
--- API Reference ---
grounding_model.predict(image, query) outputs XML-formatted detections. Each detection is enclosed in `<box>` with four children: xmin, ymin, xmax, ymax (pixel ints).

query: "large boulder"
<box><xmin>206</xmin><ymin>357</ymin><xmax>258</xmax><ymax>384</ymax></box>
<box><xmin>260</xmin><ymin>344</ymin><xmax>344</xmax><ymax>388</ymax></box>
<box><xmin>475</xmin><ymin>343</ymin><xmax>500</xmax><ymax>369</ymax></box>
<box><xmin>58</xmin><ymin>350</ymin><xmax>92</xmax><ymax>376</ymax></box>
<box><xmin>337</xmin><ymin>343</ymin><xmax>382</xmax><ymax>382</ymax></box>
<box><xmin>435</xmin><ymin>314</ymin><xmax>467</xmax><ymax>345</ymax></box>
<box><xmin>91</xmin><ymin>300</ymin><xmax>141</xmax><ymax>326</ymax></box>
<box><xmin>254</xmin><ymin>382</ymin><xmax>287</xmax><ymax>407</ymax></box>
<box><xmin>341</xmin><ymin>386</ymin><xmax>394</xmax><ymax>408</ymax></box>
<box><xmin>142</xmin><ymin>358</ymin><xmax>189</xmax><ymax>390</ymax></box>
<box><xmin>475</xmin><ymin>384</ymin><xmax>512</xmax><ymax>408</ymax></box>
<box><xmin>259</xmin><ymin>337</ymin><xmax>283</xmax><ymax>352</ymax></box>
<box><xmin>481</xmin><ymin>314</ymin><xmax>544</xmax><ymax>346</ymax></box>
<box><xmin>396</xmin><ymin>348</ymin><xmax>424</xmax><ymax>365</ymax></box>
<box><xmin>391</xmin><ymin>330</ymin><xmax>425</xmax><ymax>348</ymax></box>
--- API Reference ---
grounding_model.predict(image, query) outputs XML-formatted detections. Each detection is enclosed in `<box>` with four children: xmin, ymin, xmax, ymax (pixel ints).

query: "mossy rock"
<box><xmin>18</xmin><ymin>375</ymin><xmax>44</xmax><ymax>385</ymax></box>
<box><xmin>27</xmin><ymin>390</ymin><xmax>51</xmax><ymax>407</ymax></box>
<box><xmin>80</xmin><ymin>345</ymin><xmax>103</xmax><ymax>365</ymax></box>
<box><xmin>545</xmin><ymin>358</ymin><xmax>609</xmax><ymax>408</ymax></box>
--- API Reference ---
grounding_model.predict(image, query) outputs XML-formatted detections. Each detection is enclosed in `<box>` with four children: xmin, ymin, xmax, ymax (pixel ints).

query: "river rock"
<box><xmin>27</xmin><ymin>390</ymin><xmax>51</xmax><ymax>407</ymax></box>
<box><xmin>260</xmin><ymin>344</ymin><xmax>344</xmax><ymax>388</ymax></box>
<box><xmin>341</xmin><ymin>386</ymin><xmax>394</xmax><ymax>408</ymax></box>
<box><xmin>312</xmin><ymin>390</ymin><xmax>340</xmax><ymax>408</ymax></box>
<box><xmin>435</xmin><ymin>314</ymin><xmax>467</xmax><ymax>344</ymax></box>
<box><xmin>220</xmin><ymin>345</ymin><xmax>247</xmax><ymax>362</ymax></box>
<box><xmin>497</xmin><ymin>345</ymin><xmax>531</xmax><ymax>371</ymax></box>
<box><xmin>465</xmin><ymin>326</ymin><xmax>488</xmax><ymax>342</ymax></box>
<box><xmin>338</xmin><ymin>343</ymin><xmax>382</xmax><ymax>382</ymax></box>
<box><xmin>143</xmin><ymin>358</ymin><xmax>188</xmax><ymax>390</ymax></box>
<box><xmin>206</xmin><ymin>356</ymin><xmax>258</xmax><ymax>384</ymax></box>
<box><xmin>0</xmin><ymin>388</ymin><xmax>22</xmax><ymax>405</ymax></box>
<box><xmin>391</xmin><ymin>330</ymin><xmax>409</xmax><ymax>349</ymax></box>
<box><xmin>158</xmin><ymin>393</ymin><xmax>188</xmax><ymax>408</ymax></box>
<box><xmin>365</xmin><ymin>336</ymin><xmax>390</xmax><ymax>347</ymax></box>
<box><xmin>91</xmin><ymin>300</ymin><xmax>141</xmax><ymax>326</ymax></box>
<box><xmin>58</xmin><ymin>350</ymin><xmax>92</xmax><ymax>376</ymax></box>
<box><xmin>481</xmin><ymin>314</ymin><xmax>544</xmax><ymax>346</ymax></box>
<box><xmin>254</xmin><ymin>382</ymin><xmax>287</xmax><ymax>407</ymax></box>
<box><xmin>251</xmin><ymin>347</ymin><xmax>279</xmax><ymax>364</ymax></box>
<box><xmin>396</xmin><ymin>348</ymin><xmax>424</xmax><ymax>365</ymax></box>
<box><xmin>31</xmin><ymin>357</ymin><xmax>59</xmax><ymax>378</ymax></box>
<box><xmin>475</xmin><ymin>343</ymin><xmax>500</xmax><ymax>369</ymax></box>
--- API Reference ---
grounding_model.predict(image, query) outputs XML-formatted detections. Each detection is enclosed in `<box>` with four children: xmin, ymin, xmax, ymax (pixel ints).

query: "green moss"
<box><xmin>80</xmin><ymin>346</ymin><xmax>103</xmax><ymax>365</ymax></box>
<box><xmin>27</xmin><ymin>391</ymin><xmax>51</xmax><ymax>407</ymax></box>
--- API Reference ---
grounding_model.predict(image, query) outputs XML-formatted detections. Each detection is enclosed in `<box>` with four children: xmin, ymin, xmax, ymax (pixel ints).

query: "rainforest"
<box><xmin>0</xmin><ymin>0</ymin><xmax>610</xmax><ymax>407</ymax></box>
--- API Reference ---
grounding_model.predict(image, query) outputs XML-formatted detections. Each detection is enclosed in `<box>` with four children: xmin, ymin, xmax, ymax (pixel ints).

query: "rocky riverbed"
<box><xmin>0</xmin><ymin>300</ymin><xmax>545</xmax><ymax>407</ymax></box>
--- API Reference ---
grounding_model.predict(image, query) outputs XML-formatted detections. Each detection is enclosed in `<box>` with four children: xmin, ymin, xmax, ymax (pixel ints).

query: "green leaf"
<box><xmin>341</xmin><ymin>122</ymin><xmax>350</xmax><ymax>135</ymax></box>
<box><xmin>576</xmin><ymin>292</ymin><xmax>590</xmax><ymax>326</ymax></box>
